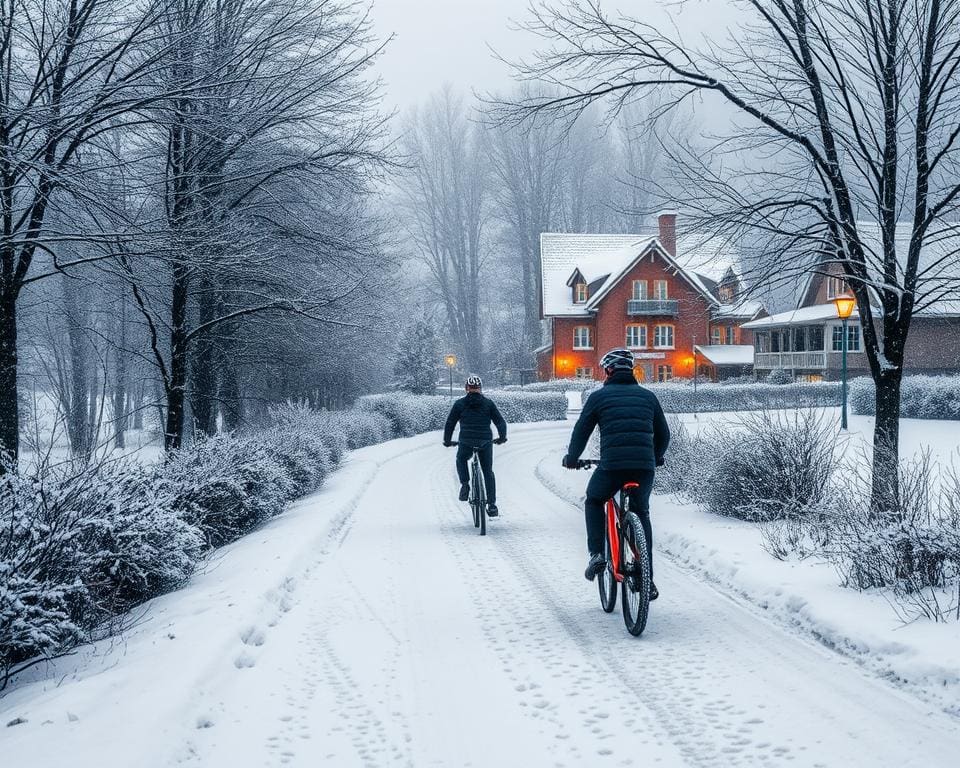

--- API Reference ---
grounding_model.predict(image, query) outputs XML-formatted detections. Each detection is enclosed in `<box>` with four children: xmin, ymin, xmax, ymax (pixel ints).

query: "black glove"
<box><xmin>562</xmin><ymin>454</ymin><xmax>576</xmax><ymax>469</ymax></box>
<box><xmin>655</xmin><ymin>456</ymin><xmax>665</xmax><ymax>467</ymax></box>
<box><xmin>443</xmin><ymin>440</ymin><xmax>454</xmax><ymax>447</ymax></box>
<box><xmin>493</xmin><ymin>437</ymin><xmax>507</xmax><ymax>445</ymax></box>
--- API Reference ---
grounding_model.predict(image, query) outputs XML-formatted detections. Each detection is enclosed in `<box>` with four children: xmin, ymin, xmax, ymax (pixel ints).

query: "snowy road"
<box><xmin>4</xmin><ymin>421</ymin><xmax>960</xmax><ymax>767</ymax></box>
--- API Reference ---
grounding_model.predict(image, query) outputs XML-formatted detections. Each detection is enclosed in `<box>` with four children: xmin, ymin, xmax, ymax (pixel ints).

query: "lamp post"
<box><xmin>444</xmin><ymin>354</ymin><xmax>457</xmax><ymax>398</ymax></box>
<box><xmin>692</xmin><ymin>334</ymin><xmax>698</xmax><ymax>420</ymax></box>
<box><xmin>832</xmin><ymin>293</ymin><xmax>856</xmax><ymax>430</ymax></box>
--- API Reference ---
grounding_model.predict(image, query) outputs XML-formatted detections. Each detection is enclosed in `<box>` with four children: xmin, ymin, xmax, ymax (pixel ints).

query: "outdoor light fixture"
<box><xmin>833</xmin><ymin>293</ymin><xmax>856</xmax><ymax>320</ymax></box>
<box><xmin>833</xmin><ymin>292</ymin><xmax>856</xmax><ymax>430</ymax></box>
<box><xmin>444</xmin><ymin>354</ymin><xmax>457</xmax><ymax>397</ymax></box>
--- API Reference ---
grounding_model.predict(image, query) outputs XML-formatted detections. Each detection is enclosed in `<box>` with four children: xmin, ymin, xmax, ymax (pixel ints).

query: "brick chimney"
<box><xmin>657</xmin><ymin>210</ymin><xmax>677</xmax><ymax>256</ymax></box>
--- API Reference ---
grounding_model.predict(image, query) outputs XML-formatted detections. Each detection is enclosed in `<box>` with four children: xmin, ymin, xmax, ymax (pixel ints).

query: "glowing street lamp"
<box><xmin>444</xmin><ymin>354</ymin><xmax>457</xmax><ymax>398</ymax></box>
<box><xmin>833</xmin><ymin>293</ymin><xmax>856</xmax><ymax>430</ymax></box>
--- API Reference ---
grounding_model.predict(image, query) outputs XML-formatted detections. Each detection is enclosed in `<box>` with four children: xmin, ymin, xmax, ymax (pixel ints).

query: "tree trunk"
<box><xmin>164</xmin><ymin>263</ymin><xmax>190</xmax><ymax>451</ymax></box>
<box><xmin>0</xmin><ymin>290</ymin><xmax>19</xmax><ymax>462</ymax></box>
<box><xmin>871</xmin><ymin>368</ymin><xmax>903</xmax><ymax>514</ymax></box>
<box><xmin>190</xmin><ymin>281</ymin><xmax>218</xmax><ymax>436</ymax></box>
<box><xmin>63</xmin><ymin>278</ymin><xmax>93</xmax><ymax>457</ymax></box>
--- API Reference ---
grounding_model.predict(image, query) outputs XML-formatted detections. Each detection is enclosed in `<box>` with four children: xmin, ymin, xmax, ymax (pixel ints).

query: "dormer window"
<box><xmin>827</xmin><ymin>275</ymin><xmax>847</xmax><ymax>299</ymax></box>
<box><xmin>718</xmin><ymin>285</ymin><xmax>734</xmax><ymax>303</ymax></box>
<box><xmin>574</xmin><ymin>282</ymin><xmax>588</xmax><ymax>304</ymax></box>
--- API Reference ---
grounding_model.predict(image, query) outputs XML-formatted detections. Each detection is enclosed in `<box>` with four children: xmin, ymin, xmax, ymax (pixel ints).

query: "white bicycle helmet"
<box><xmin>600</xmin><ymin>348</ymin><xmax>635</xmax><ymax>371</ymax></box>
<box><xmin>465</xmin><ymin>374</ymin><xmax>483</xmax><ymax>388</ymax></box>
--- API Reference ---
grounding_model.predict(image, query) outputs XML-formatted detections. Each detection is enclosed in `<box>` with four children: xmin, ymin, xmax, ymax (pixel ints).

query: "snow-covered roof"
<box><xmin>540</xmin><ymin>232</ymin><xmax>744</xmax><ymax>317</ymax></box>
<box><xmin>799</xmin><ymin>221</ymin><xmax>960</xmax><ymax>315</ymax></box>
<box><xmin>742</xmin><ymin>303</ymin><xmax>863</xmax><ymax>329</ymax></box>
<box><xmin>695</xmin><ymin>345</ymin><xmax>755</xmax><ymax>366</ymax></box>
<box><xmin>712</xmin><ymin>300</ymin><xmax>765</xmax><ymax>319</ymax></box>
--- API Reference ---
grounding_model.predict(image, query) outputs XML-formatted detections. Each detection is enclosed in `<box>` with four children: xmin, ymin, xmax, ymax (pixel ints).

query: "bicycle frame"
<box><xmin>605</xmin><ymin>484</ymin><xmax>640</xmax><ymax>583</ymax></box>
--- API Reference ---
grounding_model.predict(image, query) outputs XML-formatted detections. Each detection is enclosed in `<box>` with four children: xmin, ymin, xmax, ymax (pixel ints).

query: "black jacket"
<box><xmin>565</xmin><ymin>370</ymin><xmax>670</xmax><ymax>470</ymax></box>
<box><xmin>443</xmin><ymin>392</ymin><xmax>507</xmax><ymax>447</ymax></box>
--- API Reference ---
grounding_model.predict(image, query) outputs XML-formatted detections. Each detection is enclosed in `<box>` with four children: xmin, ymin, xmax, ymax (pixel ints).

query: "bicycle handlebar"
<box><xmin>446</xmin><ymin>440</ymin><xmax>495</xmax><ymax>449</ymax></box>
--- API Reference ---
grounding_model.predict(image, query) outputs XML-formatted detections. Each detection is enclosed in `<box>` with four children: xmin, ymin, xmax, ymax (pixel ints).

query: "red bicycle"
<box><xmin>577</xmin><ymin>460</ymin><xmax>652</xmax><ymax>636</ymax></box>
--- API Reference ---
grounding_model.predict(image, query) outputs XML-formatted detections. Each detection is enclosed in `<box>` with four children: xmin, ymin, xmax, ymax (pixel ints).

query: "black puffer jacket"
<box><xmin>443</xmin><ymin>392</ymin><xmax>507</xmax><ymax>448</ymax></box>
<box><xmin>565</xmin><ymin>370</ymin><xmax>670</xmax><ymax>470</ymax></box>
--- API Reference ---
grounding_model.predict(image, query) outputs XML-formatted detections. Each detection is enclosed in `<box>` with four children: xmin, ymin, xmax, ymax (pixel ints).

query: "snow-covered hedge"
<box><xmin>356</xmin><ymin>390</ymin><xmax>567</xmax><ymax>438</ymax></box>
<box><xmin>0</xmin><ymin>425</ymin><xmax>343</xmax><ymax>688</ymax></box>
<box><xmin>582</xmin><ymin>380</ymin><xmax>841</xmax><ymax>412</ymax></box>
<box><xmin>850</xmin><ymin>375</ymin><xmax>960</xmax><ymax>420</ymax></box>
<box><xmin>502</xmin><ymin>380</ymin><xmax>597</xmax><ymax>393</ymax></box>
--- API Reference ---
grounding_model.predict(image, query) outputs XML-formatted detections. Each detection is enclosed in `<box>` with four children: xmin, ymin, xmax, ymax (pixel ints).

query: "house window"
<box><xmin>626</xmin><ymin>324</ymin><xmax>647</xmax><ymax>349</ymax></box>
<box><xmin>574</xmin><ymin>282</ymin><xmax>588</xmax><ymax>304</ymax></box>
<box><xmin>654</xmin><ymin>324</ymin><xmax>674</xmax><ymax>349</ymax></box>
<box><xmin>711</xmin><ymin>327</ymin><xmax>722</xmax><ymax>345</ymax></box>
<box><xmin>575</xmin><ymin>367</ymin><xmax>593</xmax><ymax>379</ymax></box>
<box><xmin>654</xmin><ymin>280</ymin><xmax>669</xmax><ymax>300</ymax></box>
<box><xmin>793</xmin><ymin>327</ymin><xmax>806</xmax><ymax>351</ymax></box>
<box><xmin>832</xmin><ymin>324</ymin><xmax>861</xmax><ymax>352</ymax></box>
<box><xmin>657</xmin><ymin>365</ymin><xmax>673</xmax><ymax>382</ymax></box>
<box><xmin>754</xmin><ymin>332</ymin><xmax>770</xmax><ymax>353</ymax></box>
<box><xmin>632</xmin><ymin>280</ymin><xmax>648</xmax><ymax>300</ymax></box>
<box><xmin>718</xmin><ymin>285</ymin><xmax>734</xmax><ymax>303</ymax></box>
<box><xmin>573</xmin><ymin>326</ymin><xmax>592</xmax><ymax>349</ymax></box>
<box><xmin>808</xmin><ymin>326</ymin><xmax>824</xmax><ymax>351</ymax></box>
<box><xmin>726</xmin><ymin>326</ymin><xmax>735</xmax><ymax>345</ymax></box>
<box><xmin>827</xmin><ymin>275</ymin><xmax>848</xmax><ymax>299</ymax></box>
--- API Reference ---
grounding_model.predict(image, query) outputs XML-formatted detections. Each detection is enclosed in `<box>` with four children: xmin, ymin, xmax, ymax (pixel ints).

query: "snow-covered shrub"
<box><xmin>0</xmin><ymin>570</ymin><xmax>83</xmax><ymax>689</ymax></box>
<box><xmin>66</xmin><ymin>463</ymin><xmax>201</xmax><ymax>613</ymax></box>
<box><xmin>581</xmin><ymin>381</ymin><xmax>840</xmax><ymax>411</ymax></box>
<box><xmin>0</xmin><ymin>458</ymin><xmax>201</xmax><ymax>686</ymax></box>
<box><xmin>503</xmin><ymin>380</ymin><xmax>597</xmax><ymax>393</ymax></box>
<box><xmin>269</xmin><ymin>402</ymin><xmax>388</xmax><ymax>451</ymax></box>
<box><xmin>326</xmin><ymin>410</ymin><xmax>390</xmax><ymax>449</ymax></box>
<box><xmin>765</xmin><ymin>368</ymin><xmax>793</xmax><ymax>385</ymax></box>
<box><xmin>849</xmin><ymin>375</ymin><xmax>960</xmax><ymax>420</ymax></box>
<box><xmin>826</xmin><ymin>450</ymin><xmax>960</xmax><ymax>620</ymax></box>
<box><xmin>163</xmin><ymin>434</ymin><xmax>296</xmax><ymax>547</ymax></box>
<box><xmin>696</xmin><ymin>410</ymin><xmax>838</xmax><ymax>522</ymax></box>
<box><xmin>357</xmin><ymin>391</ymin><xmax>566</xmax><ymax>439</ymax></box>
<box><xmin>653</xmin><ymin>417</ymin><xmax>706</xmax><ymax>495</ymax></box>
<box><xmin>485</xmin><ymin>391</ymin><xmax>567</xmax><ymax>423</ymax></box>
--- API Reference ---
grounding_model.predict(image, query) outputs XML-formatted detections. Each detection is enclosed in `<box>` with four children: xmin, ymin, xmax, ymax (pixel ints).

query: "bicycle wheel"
<box><xmin>620</xmin><ymin>511</ymin><xmax>651</xmax><ymax>636</ymax></box>
<box><xmin>470</xmin><ymin>461</ymin><xmax>480</xmax><ymax>528</ymax></box>
<box><xmin>598</xmin><ymin>532</ymin><xmax>617</xmax><ymax>613</ymax></box>
<box><xmin>477</xmin><ymin>462</ymin><xmax>487</xmax><ymax>537</ymax></box>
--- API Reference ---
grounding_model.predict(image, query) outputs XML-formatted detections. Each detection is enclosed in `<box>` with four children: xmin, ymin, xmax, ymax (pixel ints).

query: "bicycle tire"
<box><xmin>620</xmin><ymin>511</ymin><xmax>651</xmax><ymax>636</ymax></box>
<box><xmin>470</xmin><ymin>461</ymin><xmax>480</xmax><ymax>528</ymax></box>
<box><xmin>476</xmin><ymin>461</ymin><xmax>487</xmax><ymax>536</ymax></box>
<box><xmin>598</xmin><ymin>533</ymin><xmax>617</xmax><ymax>613</ymax></box>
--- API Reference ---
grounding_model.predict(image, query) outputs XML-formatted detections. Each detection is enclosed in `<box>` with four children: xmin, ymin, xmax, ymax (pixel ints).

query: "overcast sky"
<box><xmin>371</xmin><ymin>1</ymin><xmax>738</xmax><ymax>111</ymax></box>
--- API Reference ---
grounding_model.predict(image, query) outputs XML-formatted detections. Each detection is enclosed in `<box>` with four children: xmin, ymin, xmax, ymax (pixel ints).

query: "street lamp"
<box><xmin>444</xmin><ymin>354</ymin><xmax>457</xmax><ymax>398</ymax></box>
<box><xmin>833</xmin><ymin>293</ymin><xmax>856</xmax><ymax>430</ymax></box>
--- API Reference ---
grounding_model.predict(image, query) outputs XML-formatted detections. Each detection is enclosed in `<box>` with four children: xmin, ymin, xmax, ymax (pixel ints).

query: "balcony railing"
<box><xmin>755</xmin><ymin>352</ymin><xmax>826</xmax><ymax>369</ymax></box>
<box><xmin>627</xmin><ymin>299</ymin><xmax>678</xmax><ymax>316</ymax></box>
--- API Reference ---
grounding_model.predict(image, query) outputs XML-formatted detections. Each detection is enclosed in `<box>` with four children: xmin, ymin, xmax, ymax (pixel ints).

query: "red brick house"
<box><xmin>744</xmin><ymin>225</ymin><xmax>960</xmax><ymax>380</ymax></box>
<box><xmin>536</xmin><ymin>213</ymin><xmax>765</xmax><ymax>383</ymax></box>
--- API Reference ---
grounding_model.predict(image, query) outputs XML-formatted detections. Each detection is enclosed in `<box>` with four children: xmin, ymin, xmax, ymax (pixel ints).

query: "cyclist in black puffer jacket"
<box><xmin>563</xmin><ymin>348</ymin><xmax>670</xmax><ymax>598</ymax></box>
<box><xmin>443</xmin><ymin>375</ymin><xmax>507</xmax><ymax>516</ymax></box>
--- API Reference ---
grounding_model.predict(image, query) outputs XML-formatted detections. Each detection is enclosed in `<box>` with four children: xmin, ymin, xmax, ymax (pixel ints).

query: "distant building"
<box><xmin>536</xmin><ymin>213</ymin><xmax>765</xmax><ymax>383</ymax></box>
<box><xmin>743</xmin><ymin>224</ymin><xmax>960</xmax><ymax>381</ymax></box>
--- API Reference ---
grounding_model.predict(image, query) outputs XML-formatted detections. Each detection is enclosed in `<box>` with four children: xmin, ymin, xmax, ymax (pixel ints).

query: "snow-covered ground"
<box><xmin>3</xmin><ymin>420</ymin><xmax>960</xmax><ymax>767</ymax></box>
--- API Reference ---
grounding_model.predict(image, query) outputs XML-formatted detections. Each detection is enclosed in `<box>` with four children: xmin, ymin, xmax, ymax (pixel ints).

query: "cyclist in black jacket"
<box><xmin>563</xmin><ymin>348</ymin><xmax>670</xmax><ymax>598</ymax></box>
<box><xmin>443</xmin><ymin>375</ymin><xmax>507</xmax><ymax>516</ymax></box>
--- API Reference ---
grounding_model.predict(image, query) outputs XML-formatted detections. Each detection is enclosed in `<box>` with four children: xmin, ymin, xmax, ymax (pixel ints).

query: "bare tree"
<box><xmin>506</xmin><ymin>0</ymin><xmax>960</xmax><ymax>507</ymax></box>
<box><xmin>0</xmin><ymin>0</ymin><xmax>188</xmax><ymax>460</ymax></box>
<box><xmin>400</xmin><ymin>88</ymin><xmax>488</xmax><ymax>373</ymax></box>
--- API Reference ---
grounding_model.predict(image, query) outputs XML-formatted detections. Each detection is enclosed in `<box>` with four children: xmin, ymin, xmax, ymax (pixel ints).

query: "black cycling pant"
<box><xmin>456</xmin><ymin>443</ymin><xmax>496</xmax><ymax>503</ymax></box>
<box><xmin>585</xmin><ymin>468</ymin><xmax>655</xmax><ymax>577</ymax></box>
